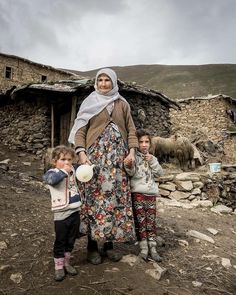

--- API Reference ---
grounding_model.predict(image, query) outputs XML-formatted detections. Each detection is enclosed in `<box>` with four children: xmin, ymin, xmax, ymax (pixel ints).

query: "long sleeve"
<box><xmin>74</xmin><ymin>124</ymin><xmax>88</xmax><ymax>149</ymax></box>
<box><xmin>43</xmin><ymin>169</ymin><xmax>68</xmax><ymax>186</ymax></box>
<box><xmin>149</xmin><ymin>156</ymin><xmax>163</xmax><ymax>178</ymax></box>
<box><xmin>123</xmin><ymin>103</ymin><xmax>138</xmax><ymax>149</ymax></box>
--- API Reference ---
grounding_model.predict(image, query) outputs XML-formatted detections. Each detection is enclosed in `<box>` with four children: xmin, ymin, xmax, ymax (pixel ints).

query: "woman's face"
<box><xmin>97</xmin><ymin>74</ymin><xmax>113</xmax><ymax>94</ymax></box>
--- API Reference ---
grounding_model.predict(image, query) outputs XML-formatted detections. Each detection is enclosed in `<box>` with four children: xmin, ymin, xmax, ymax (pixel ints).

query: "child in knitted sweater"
<box><xmin>124</xmin><ymin>129</ymin><xmax>163</xmax><ymax>262</ymax></box>
<box><xmin>43</xmin><ymin>145</ymin><xmax>82</xmax><ymax>281</ymax></box>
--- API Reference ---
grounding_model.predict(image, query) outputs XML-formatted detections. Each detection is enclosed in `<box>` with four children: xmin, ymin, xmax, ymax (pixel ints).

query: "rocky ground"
<box><xmin>0</xmin><ymin>143</ymin><xmax>236</xmax><ymax>295</ymax></box>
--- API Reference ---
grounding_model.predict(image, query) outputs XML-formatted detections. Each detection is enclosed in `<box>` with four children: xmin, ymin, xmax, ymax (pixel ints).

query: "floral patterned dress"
<box><xmin>79</xmin><ymin>123</ymin><xmax>136</xmax><ymax>243</ymax></box>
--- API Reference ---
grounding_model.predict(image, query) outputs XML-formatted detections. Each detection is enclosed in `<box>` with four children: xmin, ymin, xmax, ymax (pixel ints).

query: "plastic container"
<box><xmin>209</xmin><ymin>163</ymin><xmax>221</xmax><ymax>173</ymax></box>
<box><xmin>76</xmin><ymin>164</ymin><xmax>95</xmax><ymax>182</ymax></box>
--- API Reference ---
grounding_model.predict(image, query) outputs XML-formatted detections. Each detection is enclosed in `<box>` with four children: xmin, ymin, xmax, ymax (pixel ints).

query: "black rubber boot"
<box><xmin>103</xmin><ymin>242</ymin><xmax>122</xmax><ymax>262</ymax></box>
<box><xmin>87</xmin><ymin>236</ymin><xmax>102</xmax><ymax>265</ymax></box>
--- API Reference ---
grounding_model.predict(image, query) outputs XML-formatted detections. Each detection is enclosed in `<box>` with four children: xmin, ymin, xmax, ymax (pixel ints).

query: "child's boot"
<box><xmin>139</xmin><ymin>239</ymin><xmax>148</xmax><ymax>260</ymax></box>
<box><xmin>54</xmin><ymin>258</ymin><xmax>65</xmax><ymax>281</ymax></box>
<box><xmin>148</xmin><ymin>240</ymin><xmax>163</xmax><ymax>262</ymax></box>
<box><xmin>64</xmin><ymin>252</ymin><xmax>77</xmax><ymax>276</ymax></box>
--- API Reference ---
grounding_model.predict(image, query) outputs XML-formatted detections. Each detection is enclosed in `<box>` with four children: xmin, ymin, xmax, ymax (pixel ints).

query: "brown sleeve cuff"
<box><xmin>75</xmin><ymin>147</ymin><xmax>86</xmax><ymax>155</ymax></box>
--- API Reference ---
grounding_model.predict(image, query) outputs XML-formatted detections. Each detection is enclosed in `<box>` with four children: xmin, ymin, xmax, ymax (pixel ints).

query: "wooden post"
<box><xmin>51</xmin><ymin>104</ymin><xmax>54</xmax><ymax>148</ymax></box>
<box><xmin>69</xmin><ymin>96</ymin><xmax>78</xmax><ymax>146</ymax></box>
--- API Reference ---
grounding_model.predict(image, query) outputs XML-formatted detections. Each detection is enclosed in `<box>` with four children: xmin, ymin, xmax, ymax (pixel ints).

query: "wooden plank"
<box><xmin>69</xmin><ymin>96</ymin><xmax>78</xmax><ymax>146</ymax></box>
<box><xmin>51</xmin><ymin>104</ymin><xmax>54</xmax><ymax>148</ymax></box>
<box><xmin>60</xmin><ymin>112</ymin><xmax>71</xmax><ymax>145</ymax></box>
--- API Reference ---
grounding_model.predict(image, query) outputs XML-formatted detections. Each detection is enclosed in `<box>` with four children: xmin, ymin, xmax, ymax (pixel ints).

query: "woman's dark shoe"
<box><xmin>106</xmin><ymin>249</ymin><xmax>123</xmax><ymax>262</ymax></box>
<box><xmin>87</xmin><ymin>251</ymin><xmax>102</xmax><ymax>265</ymax></box>
<box><xmin>102</xmin><ymin>242</ymin><xmax>122</xmax><ymax>262</ymax></box>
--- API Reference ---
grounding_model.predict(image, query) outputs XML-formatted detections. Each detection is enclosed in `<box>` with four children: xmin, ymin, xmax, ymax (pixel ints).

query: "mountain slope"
<box><xmin>71</xmin><ymin>64</ymin><xmax>236</xmax><ymax>100</ymax></box>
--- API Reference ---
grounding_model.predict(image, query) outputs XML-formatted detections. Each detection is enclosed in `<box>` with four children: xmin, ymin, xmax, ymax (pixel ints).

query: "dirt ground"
<box><xmin>0</xmin><ymin>143</ymin><xmax>236</xmax><ymax>295</ymax></box>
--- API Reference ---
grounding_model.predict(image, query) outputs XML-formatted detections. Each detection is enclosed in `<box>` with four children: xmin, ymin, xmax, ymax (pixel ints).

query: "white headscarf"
<box><xmin>68</xmin><ymin>68</ymin><xmax>127</xmax><ymax>144</ymax></box>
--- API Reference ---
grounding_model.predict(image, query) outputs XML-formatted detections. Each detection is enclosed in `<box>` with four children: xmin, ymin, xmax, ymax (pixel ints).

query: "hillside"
<box><xmin>72</xmin><ymin>64</ymin><xmax>236</xmax><ymax>100</ymax></box>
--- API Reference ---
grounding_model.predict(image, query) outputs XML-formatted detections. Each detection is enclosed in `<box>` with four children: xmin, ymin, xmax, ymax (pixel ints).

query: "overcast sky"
<box><xmin>0</xmin><ymin>0</ymin><xmax>235</xmax><ymax>71</ymax></box>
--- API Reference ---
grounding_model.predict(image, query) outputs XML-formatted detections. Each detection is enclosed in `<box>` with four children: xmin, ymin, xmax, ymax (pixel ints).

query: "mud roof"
<box><xmin>10</xmin><ymin>78</ymin><xmax>179</xmax><ymax>108</ymax></box>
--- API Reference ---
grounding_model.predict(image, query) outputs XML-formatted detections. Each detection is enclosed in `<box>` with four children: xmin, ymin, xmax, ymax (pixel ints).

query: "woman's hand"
<box><xmin>124</xmin><ymin>157</ymin><xmax>133</xmax><ymax>168</ymax></box>
<box><xmin>78</xmin><ymin>151</ymin><xmax>91</xmax><ymax>165</ymax></box>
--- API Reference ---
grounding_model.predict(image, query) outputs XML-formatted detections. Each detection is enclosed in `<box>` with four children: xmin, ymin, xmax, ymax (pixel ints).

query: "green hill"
<box><xmin>72</xmin><ymin>64</ymin><xmax>236</xmax><ymax>100</ymax></box>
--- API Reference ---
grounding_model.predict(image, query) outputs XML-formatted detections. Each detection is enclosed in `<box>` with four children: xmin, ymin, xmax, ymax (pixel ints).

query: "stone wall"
<box><xmin>0</xmin><ymin>92</ymin><xmax>173</xmax><ymax>157</ymax></box>
<box><xmin>0</xmin><ymin>54</ymin><xmax>74</xmax><ymax>93</ymax></box>
<box><xmin>169</xmin><ymin>97</ymin><xmax>236</xmax><ymax>163</ymax></box>
<box><xmin>158</xmin><ymin>170</ymin><xmax>236</xmax><ymax>210</ymax></box>
<box><xmin>0</xmin><ymin>101</ymin><xmax>51</xmax><ymax>157</ymax></box>
<box><xmin>2</xmin><ymin>90</ymin><xmax>236</xmax><ymax>165</ymax></box>
<box><xmin>124</xmin><ymin>93</ymin><xmax>172</xmax><ymax>137</ymax></box>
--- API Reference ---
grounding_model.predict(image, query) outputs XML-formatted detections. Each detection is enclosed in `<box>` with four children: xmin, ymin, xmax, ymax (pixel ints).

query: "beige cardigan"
<box><xmin>74</xmin><ymin>99</ymin><xmax>138</xmax><ymax>150</ymax></box>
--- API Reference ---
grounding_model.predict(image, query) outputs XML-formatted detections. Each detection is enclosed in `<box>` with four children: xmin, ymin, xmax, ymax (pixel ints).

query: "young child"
<box><xmin>124</xmin><ymin>129</ymin><xmax>163</xmax><ymax>262</ymax></box>
<box><xmin>43</xmin><ymin>145</ymin><xmax>82</xmax><ymax>281</ymax></box>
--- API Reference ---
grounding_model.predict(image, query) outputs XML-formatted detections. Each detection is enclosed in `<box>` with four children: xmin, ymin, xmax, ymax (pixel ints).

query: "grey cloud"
<box><xmin>0</xmin><ymin>0</ymin><xmax>236</xmax><ymax>70</ymax></box>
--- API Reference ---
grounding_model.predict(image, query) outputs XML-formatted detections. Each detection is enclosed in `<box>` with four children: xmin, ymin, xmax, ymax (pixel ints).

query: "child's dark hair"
<box><xmin>136</xmin><ymin>129</ymin><xmax>152</xmax><ymax>143</ymax></box>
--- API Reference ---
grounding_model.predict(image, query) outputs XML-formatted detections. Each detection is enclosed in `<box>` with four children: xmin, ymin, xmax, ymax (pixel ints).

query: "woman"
<box><xmin>68</xmin><ymin>68</ymin><xmax>138</xmax><ymax>264</ymax></box>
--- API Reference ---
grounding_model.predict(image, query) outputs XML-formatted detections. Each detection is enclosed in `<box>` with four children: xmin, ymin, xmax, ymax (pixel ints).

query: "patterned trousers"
<box><xmin>132</xmin><ymin>193</ymin><xmax>157</xmax><ymax>241</ymax></box>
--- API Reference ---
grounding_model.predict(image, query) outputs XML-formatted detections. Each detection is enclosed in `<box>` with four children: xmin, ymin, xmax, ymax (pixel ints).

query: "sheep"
<box><xmin>150</xmin><ymin>135</ymin><xmax>176</xmax><ymax>163</ymax></box>
<box><xmin>151</xmin><ymin>134</ymin><xmax>195</xmax><ymax>171</ymax></box>
<box><xmin>174</xmin><ymin>134</ymin><xmax>195</xmax><ymax>171</ymax></box>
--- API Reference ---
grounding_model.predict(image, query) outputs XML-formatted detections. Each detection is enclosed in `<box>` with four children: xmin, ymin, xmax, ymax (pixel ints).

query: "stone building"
<box><xmin>170</xmin><ymin>94</ymin><xmax>236</xmax><ymax>163</ymax></box>
<box><xmin>0</xmin><ymin>79</ymin><xmax>178</xmax><ymax>156</ymax></box>
<box><xmin>0</xmin><ymin>52</ymin><xmax>77</xmax><ymax>94</ymax></box>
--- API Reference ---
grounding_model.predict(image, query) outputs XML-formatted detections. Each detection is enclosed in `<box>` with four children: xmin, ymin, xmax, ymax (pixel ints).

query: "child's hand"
<box><xmin>144</xmin><ymin>153</ymin><xmax>153</xmax><ymax>162</ymax></box>
<box><xmin>63</xmin><ymin>163</ymin><xmax>72</xmax><ymax>173</ymax></box>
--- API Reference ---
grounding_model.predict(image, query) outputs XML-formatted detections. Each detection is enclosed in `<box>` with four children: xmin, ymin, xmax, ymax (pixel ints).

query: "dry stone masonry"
<box><xmin>169</xmin><ymin>95</ymin><xmax>236</xmax><ymax>163</ymax></box>
<box><xmin>0</xmin><ymin>102</ymin><xmax>50</xmax><ymax>157</ymax></box>
<box><xmin>157</xmin><ymin>169</ymin><xmax>236</xmax><ymax>211</ymax></box>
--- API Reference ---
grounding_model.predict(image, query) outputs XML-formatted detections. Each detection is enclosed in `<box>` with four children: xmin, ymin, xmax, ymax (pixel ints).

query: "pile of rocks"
<box><xmin>158</xmin><ymin>170</ymin><xmax>236</xmax><ymax>210</ymax></box>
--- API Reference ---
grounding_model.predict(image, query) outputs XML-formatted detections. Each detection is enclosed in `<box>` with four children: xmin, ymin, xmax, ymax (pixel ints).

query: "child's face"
<box><xmin>54</xmin><ymin>153</ymin><xmax>73</xmax><ymax>169</ymax></box>
<box><xmin>138</xmin><ymin>135</ymin><xmax>150</xmax><ymax>154</ymax></box>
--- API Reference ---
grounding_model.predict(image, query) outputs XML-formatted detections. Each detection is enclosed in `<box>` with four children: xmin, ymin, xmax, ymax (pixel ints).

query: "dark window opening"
<box><xmin>41</xmin><ymin>75</ymin><xmax>47</xmax><ymax>82</ymax></box>
<box><xmin>5</xmin><ymin>66</ymin><xmax>12</xmax><ymax>79</ymax></box>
